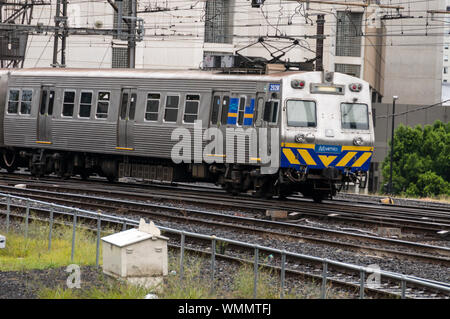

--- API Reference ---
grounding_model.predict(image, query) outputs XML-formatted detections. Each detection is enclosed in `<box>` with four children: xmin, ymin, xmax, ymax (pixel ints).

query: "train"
<box><xmin>0</xmin><ymin>68</ymin><xmax>374</xmax><ymax>202</ymax></box>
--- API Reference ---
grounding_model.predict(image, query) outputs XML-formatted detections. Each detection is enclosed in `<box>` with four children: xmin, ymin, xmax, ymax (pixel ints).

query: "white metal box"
<box><xmin>0</xmin><ymin>235</ymin><xmax>5</xmax><ymax>249</ymax></box>
<box><xmin>101</xmin><ymin>227</ymin><xmax>168</xmax><ymax>280</ymax></box>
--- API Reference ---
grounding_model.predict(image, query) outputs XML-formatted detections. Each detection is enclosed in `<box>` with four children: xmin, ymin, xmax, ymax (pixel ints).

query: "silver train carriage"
<box><xmin>0</xmin><ymin>68</ymin><xmax>374</xmax><ymax>201</ymax></box>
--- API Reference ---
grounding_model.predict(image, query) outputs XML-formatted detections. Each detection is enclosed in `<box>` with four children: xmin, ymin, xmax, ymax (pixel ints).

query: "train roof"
<box><xmin>3</xmin><ymin>68</ymin><xmax>307</xmax><ymax>82</ymax></box>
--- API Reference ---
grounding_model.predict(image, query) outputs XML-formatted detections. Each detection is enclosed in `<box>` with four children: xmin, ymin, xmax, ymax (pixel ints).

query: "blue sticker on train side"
<box><xmin>315</xmin><ymin>145</ymin><xmax>342</xmax><ymax>154</ymax></box>
<box><xmin>227</xmin><ymin>98</ymin><xmax>240</xmax><ymax>125</ymax></box>
<box><xmin>228</xmin><ymin>98</ymin><xmax>239</xmax><ymax>113</ymax></box>
<box><xmin>243</xmin><ymin>98</ymin><xmax>255</xmax><ymax>126</ymax></box>
<box><xmin>269</xmin><ymin>84</ymin><xmax>280</xmax><ymax>92</ymax></box>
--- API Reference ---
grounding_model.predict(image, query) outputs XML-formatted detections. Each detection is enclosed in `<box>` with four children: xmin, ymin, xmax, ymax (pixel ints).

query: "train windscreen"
<box><xmin>286</xmin><ymin>100</ymin><xmax>316</xmax><ymax>127</ymax></box>
<box><xmin>341</xmin><ymin>103</ymin><xmax>369</xmax><ymax>130</ymax></box>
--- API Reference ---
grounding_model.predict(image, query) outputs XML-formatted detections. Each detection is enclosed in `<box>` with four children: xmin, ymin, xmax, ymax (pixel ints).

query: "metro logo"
<box><xmin>315</xmin><ymin>144</ymin><xmax>342</xmax><ymax>154</ymax></box>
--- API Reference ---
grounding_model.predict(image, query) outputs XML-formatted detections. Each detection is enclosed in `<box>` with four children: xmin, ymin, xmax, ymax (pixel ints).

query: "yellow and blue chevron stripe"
<box><xmin>280</xmin><ymin>143</ymin><xmax>373</xmax><ymax>172</ymax></box>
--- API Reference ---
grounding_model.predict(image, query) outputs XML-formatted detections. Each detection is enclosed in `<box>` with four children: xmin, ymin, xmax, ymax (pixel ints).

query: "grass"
<box><xmin>0</xmin><ymin>217</ymin><xmax>353</xmax><ymax>299</ymax></box>
<box><xmin>0</xmin><ymin>217</ymin><xmax>104</xmax><ymax>271</ymax></box>
<box><xmin>368</xmin><ymin>192</ymin><xmax>450</xmax><ymax>204</ymax></box>
<box><xmin>38</xmin><ymin>279</ymin><xmax>150</xmax><ymax>299</ymax></box>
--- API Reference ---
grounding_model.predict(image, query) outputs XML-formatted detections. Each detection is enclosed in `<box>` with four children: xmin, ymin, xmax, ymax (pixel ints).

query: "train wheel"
<box><xmin>3</xmin><ymin>151</ymin><xmax>17</xmax><ymax>173</ymax></box>
<box><xmin>223</xmin><ymin>183</ymin><xmax>239</xmax><ymax>196</ymax></box>
<box><xmin>80</xmin><ymin>171</ymin><xmax>90</xmax><ymax>180</ymax></box>
<box><xmin>107</xmin><ymin>175</ymin><xmax>117</xmax><ymax>183</ymax></box>
<box><xmin>312</xmin><ymin>194</ymin><xmax>324</xmax><ymax>203</ymax></box>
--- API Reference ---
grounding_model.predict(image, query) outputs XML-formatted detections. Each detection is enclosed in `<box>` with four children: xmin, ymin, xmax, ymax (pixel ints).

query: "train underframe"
<box><xmin>0</xmin><ymin>147</ymin><xmax>367</xmax><ymax>202</ymax></box>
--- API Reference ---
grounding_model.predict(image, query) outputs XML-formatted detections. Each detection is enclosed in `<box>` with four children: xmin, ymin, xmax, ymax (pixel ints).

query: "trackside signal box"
<box><xmin>101</xmin><ymin>219</ymin><xmax>168</xmax><ymax>288</ymax></box>
<box><xmin>0</xmin><ymin>235</ymin><xmax>5</xmax><ymax>249</ymax></box>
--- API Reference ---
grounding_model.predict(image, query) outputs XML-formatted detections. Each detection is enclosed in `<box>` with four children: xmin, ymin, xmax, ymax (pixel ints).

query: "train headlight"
<box><xmin>349</xmin><ymin>83</ymin><xmax>363</xmax><ymax>92</ymax></box>
<box><xmin>353</xmin><ymin>137</ymin><xmax>364</xmax><ymax>146</ymax></box>
<box><xmin>291</xmin><ymin>80</ymin><xmax>306</xmax><ymax>89</ymax></box>
<box><xmin>305</xmin><ymin>133</ymin><xmax>315</xmax><ymax>143</ymax></box>
<box><xmin>295</xmin><ymin>134</ymin><xmax>305</xmax><ymax>143</ymax></box>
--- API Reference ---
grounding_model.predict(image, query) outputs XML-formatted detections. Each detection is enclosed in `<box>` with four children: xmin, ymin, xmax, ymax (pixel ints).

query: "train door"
<box><xmin>209</xmin><ymin>91</ymin><xmax>230</xmax><ymax>128</ymax></box>
<box><xmin>37</xmin><ymin>86</ymin><xmax>55</xmax><ymax>143</ymax></box>
<box><xmin>255</xmin><ymin>92</ymin><xmax>266</xmax><ymax>161</ymax></box>
<box><xmin>117</xmin><ymin>88</ymin><xmax>137</xmax><ymax>150</ymax></box>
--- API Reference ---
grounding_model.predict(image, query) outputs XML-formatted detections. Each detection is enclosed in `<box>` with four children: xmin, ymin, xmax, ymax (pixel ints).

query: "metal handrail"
<box><xmin>1</xmin><ymin>191</ymin><xmax>449</xmax><ymax>298</ymax></box>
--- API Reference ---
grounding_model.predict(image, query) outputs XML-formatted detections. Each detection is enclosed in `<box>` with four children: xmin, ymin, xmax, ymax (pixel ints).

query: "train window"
<box><xmin>145</xmin><ymin>93</ymin><xmax>160</xmax><ymax>121</ymax></box>
<box><xmin>263</xmin><ymin>100</ymin><xmax>279</xmax><ymax>123</ymax></box>
<box><xmin>129</xmin><ymin>94</ymin><xmax>137</xmax><ymax>121</ymax></box>
<box><xmin>7</xmin><ymin>90</ymin><xmax>20</xmax><ymax>114</ymax></box>
<box><xmin>96</xmin><ymin>92</ymin><xmax>110</xmax><ymax>119</ymax></box>
<box><xmin>271</xmin><ymin>101</ymin><xmax>279</xmax><ymax>123</ymax></box>
<box><xmin>183</xmin><ymin>94</ymin><xmax>200</xmax><ymax>123</ymax></box>
<box><xmin>39</xmin><ymin>90</ymin><xmax>47</xmax><ymax>115</ymax></box>
<box><xmin>237</xmin><ymin>97</ymin><xmax>246</xmax><ymax>126</ymax></box>
<box><xmin>62</xmin><ymin>91</ymin><xmax>75</xmax><ymax>117</ymax></box>
<box><xmin>210</xmin><ymin>96</ymin><xmax>221</xmax><ymax>124</ymax></box>
<box><xmin>164</xmin><ymin>95</ymin><xmax>179</xmax><ymax>122</ymax></box>
<box><xmin>120</xmin><ymin>93</ymin><xmax>129</xmax><ymax>120</ymax></box>
<box><xmin>341</xmin><ymin>103</ymin><xmax>369</xmax><ymax>130</ymax></box>
<box><xmin>79</xmin><ymin>92</ymin><xmax>92</xmax><ymax>118</ymax></box>
<box><xmin>263</xmin><ymin>102</ymin><xmax>271</xmax><ymax>122</ymax></box>
<box><xmin>20</xmin><ymin>90</ymin><xmax>33</xmax><ymax>115</ymax></box>
<box><xmin>48</xmin><ymin>91</ymin><xmax>55</xmax><ymax>116</ymax></box>
<box><xmin>286</xmin><ymin>100</ymin><xmax>316</xmax><ymax>127</ymax></box>
<box><xmin>220</xmin><ymin>96</ymin><xmax>230</xmax><ymax>125</ymax></box>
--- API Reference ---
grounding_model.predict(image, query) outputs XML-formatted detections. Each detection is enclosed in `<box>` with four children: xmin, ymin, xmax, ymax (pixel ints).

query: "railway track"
<box><xmin>2</xmin><ymin>202</ymin><xmax>449</xmax><ymax>299</ymax></box>
<box><xmin>0</xmin><ymin>181</ymin><xmax>449</xmax><ymax>267</ymax></box>
<box><xmin>0</xmin><ymin>172</ymin><xmax>449</xmax><ymax>237</ymax></box>
<box><xmin>0</xmin><ymin>172</ymin><xmax>449</xmax><ymax>293</ymax></box>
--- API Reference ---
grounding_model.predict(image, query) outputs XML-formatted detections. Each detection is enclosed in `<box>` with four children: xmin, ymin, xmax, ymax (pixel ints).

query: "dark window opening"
<box><xmin>204</xmin><ymin>0</ymin><xmax>232</xmax><ymax>44</ymax></box>
<box><xmin>96</xmin><ymin>92</ymin><xmax>110</xmax><ymax>119</ymax></box>
<box><xmin>129</xmin><ymin>93</ymin><xmax>137</xmax><ymax>121</ymax></box>
<box><xmin>48</xmin><ymin>91</ymin><xmax>54</xmax><ymax>116</ymax></box>
<box><xmin>164</xmin><ymin>95</ymin><xmax>180</xmax><ymax>122</ymax></box>
<box><xmin>79</xmin><ymin>92</ymin><xmax>92</xmax><ymax>118</ymax></box>
<box><xmin>7</xmin><ymin>89</ymin><xmax>20</xmax><ymax>114</ymax></box>
<box><xmin>211</xmin><ymin>96</ymin><xmax>221</xmax><ymax>124</ymax></box>
<box><xmin>120</xmin><ymin>93</ymin><xmax>129</xmax><ymax>120</ymax></box>
<box><xmin>62</xmin><ymin>91</ymin><xmax>75</xmax><ymax>117</ymax></box>
<box><xmin>336</xmin><ymin>11</ymin><xmax>363</xmax><ymax>57</ymax></box>
<box><xmin>145</xmin><ymin>93</ymin><xmax>160</xmax><ymax>121</ymax></box>
<box><xmin>221</xmin><ymin>96</ymin><xmax>230</xmax><ymax>125</ymax></box>
<box><xmin>20</xmin><ymin>90</ymin><xmax>33</xmax><ymax>115</ymax></box>
<box><xmin>39</xmin><ymin>90</ymin><xmax>47</xmax><ymax>115</ymax></box>
<box><xmin>237</xmin><ymin>97</ymin><xmax>246</xmax><ymax>126</ymax></box>
<box><xmin>184</xmin><ymin>94</ymin><xmax>200</xmax><ymax>123</ymax></box>
<box><xmin>263</xmin><ymin>100</ymin><xmax>279</xmax><ymax>123</ymax></box>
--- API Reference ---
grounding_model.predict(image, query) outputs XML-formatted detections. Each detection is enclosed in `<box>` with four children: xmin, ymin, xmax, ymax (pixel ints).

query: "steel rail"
<box><xmin>0</xmin><ymin>178</ymin><xmax>448</xmax><ymax>235</ymax></box>
<box><xmin>1</xmin><ymin>186</ymin><xmax>449</xmax><ymax>266</ymax></box>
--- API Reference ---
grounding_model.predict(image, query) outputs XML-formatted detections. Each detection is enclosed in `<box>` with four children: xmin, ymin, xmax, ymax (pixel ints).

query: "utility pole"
<box><xmin>52</xmin><ymin>0</ymin><xmax>68</xmax><ymax>67</ymax></box>
<box><xmin>113</xmin><ymin>0</ymin><xmax>138</xmax><ymax>68</ymax></box>
<box><xmin>315</xmin><ymin>14</ymin><xmax>325</xmax><ymax>71</ymax></box>
<box><xmin>128</xmin><ymin>0</ymin><xmax>136</xmax><ymax>68</ymax></box>
<box><xmin>388</xmin><ymin>96</ymin><xmax>399</xmax><ymax>194</ymax></box>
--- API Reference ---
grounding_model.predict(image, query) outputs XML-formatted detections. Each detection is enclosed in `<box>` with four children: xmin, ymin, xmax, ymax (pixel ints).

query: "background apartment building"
<box><xmin>0</xmin><ymin>0</ymin><xmax>385</xmax><ymax>103</ymax></box>
<box><xmin>368</xmin><ymin>0</ymin><xmax>448</xmax><ymax>193</ymax></box>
